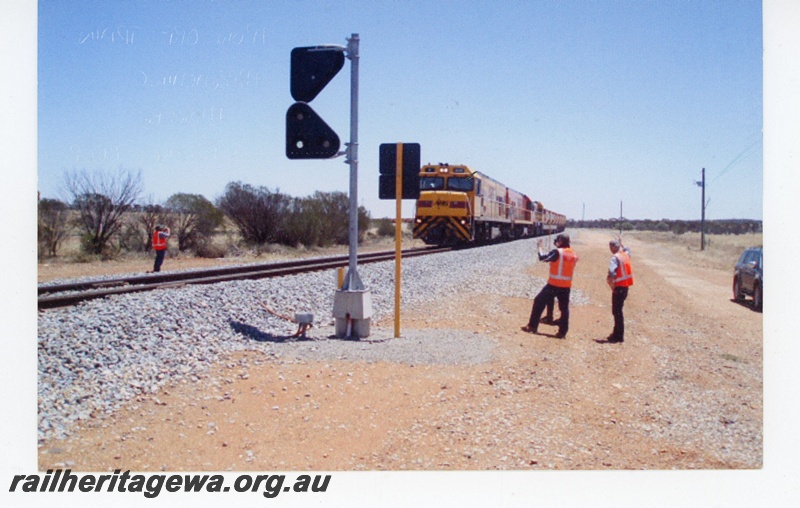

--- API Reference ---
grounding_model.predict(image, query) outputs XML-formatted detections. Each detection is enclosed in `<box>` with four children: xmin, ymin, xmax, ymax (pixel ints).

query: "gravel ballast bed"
<box><xmin>38</xmin><ymin>239</ymin><xmax>572</xmax><ymax>442</ymax></box>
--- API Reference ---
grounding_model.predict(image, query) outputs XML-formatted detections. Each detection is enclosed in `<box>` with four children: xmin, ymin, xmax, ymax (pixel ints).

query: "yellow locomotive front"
<box><xmin>413</xmin><ymin>164</ymin><xmax>475</xmax><ymax>244</ymax></box>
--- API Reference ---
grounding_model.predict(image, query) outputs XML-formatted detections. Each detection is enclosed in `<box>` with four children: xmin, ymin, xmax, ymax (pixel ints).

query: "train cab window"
<box><xmin>420</xmin><ymin>176</ymin><xmax>445</xmax><ymax>190</ymax></box>
<box><xmin>447</xmin><ymin>177</ymin><xmax>474</xmax><ymax>191</ymax></box>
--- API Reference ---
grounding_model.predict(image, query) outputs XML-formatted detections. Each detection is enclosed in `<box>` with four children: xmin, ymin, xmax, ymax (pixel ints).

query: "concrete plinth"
<box><xmin>332</xmin><ymin>289</ymin><xmax>372</xmax><ymax>339</ymax></box>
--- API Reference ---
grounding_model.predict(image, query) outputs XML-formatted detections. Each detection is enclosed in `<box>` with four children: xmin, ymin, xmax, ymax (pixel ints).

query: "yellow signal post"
<box><xmin>394</xmin><ymin>143</ymin><xmax>403</xmax><ymax>338</ymax></box>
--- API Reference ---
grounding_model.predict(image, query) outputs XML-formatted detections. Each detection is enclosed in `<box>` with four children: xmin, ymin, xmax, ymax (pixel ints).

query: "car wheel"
<box><xmin>733</xmin><ymin>277</ymin><xmax>744</xmax><ymax>302</ymax></box>
<box><xmin>753</xmin><ymin>283</ymin><xmax>762</xmax><ymax>312</ymax></box>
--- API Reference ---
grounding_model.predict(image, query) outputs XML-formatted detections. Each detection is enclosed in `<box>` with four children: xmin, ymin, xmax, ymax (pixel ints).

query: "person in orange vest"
<box><xmin>521</xmin><ymin>233</ymin><xmax>578</xmax><ymax>339</ymax></box>
<box><xmin>606</xmin><ymin>238</ymin><xmax>633</xmax><ymax>343</ymax></box>
<box><xmin>150</xmin><ymin>224</ymin><xmax>170</xmax><ymax>273</ymax></box>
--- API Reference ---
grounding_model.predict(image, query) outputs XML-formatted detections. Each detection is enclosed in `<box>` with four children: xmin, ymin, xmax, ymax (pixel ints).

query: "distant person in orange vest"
<box><xmin>606</xmin><ymin>238</ymin><xmax>634</xmax><ymax>343</ymax></box>
<box><xmin>521</xmin><ymin>233</ymin><xmax>578</xmax><ymax>339</ymax></box>
<box><xmin>150</xmin><ymin>224</ymin><xmax>170</xmax><ymax>273</ymax></box>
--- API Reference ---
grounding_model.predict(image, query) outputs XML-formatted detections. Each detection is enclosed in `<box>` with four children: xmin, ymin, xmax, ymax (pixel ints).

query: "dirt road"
<box><xmin>38</xmin><ymin>229</ymin><xmax>762</xmax><ymax>471</ymax></box>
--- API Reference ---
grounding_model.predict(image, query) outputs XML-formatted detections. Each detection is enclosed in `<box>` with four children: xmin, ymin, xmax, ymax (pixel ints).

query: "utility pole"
<box><xmin>696</xmin><ymin>168</ymin><xmax>706</xmax><ymax>251</ymax></box>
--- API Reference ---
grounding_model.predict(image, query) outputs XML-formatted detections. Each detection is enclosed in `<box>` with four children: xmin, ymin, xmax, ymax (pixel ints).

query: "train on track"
<box><xmin>412</xmin><ymin>163</ymin><xmax>566</xmax><ymax>245</ymax></box>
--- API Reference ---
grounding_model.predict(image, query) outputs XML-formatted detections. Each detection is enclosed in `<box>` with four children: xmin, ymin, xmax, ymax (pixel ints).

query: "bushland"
<box><xmin>38</xmin><ymin>170</ymin><xmax>380</xmax><ymax>263</ymax></box>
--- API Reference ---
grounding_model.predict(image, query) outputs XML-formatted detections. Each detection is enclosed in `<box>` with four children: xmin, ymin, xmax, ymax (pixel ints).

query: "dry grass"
<box><xmin>619</xmin><ymin>230</ymin><xmax>762</xmax><ymax>271</ymax></box>
<box><xmin>41</xmin><ymin>225</ymin><xmax>760</xmax><ymax>283</ymax></box>
<box><xmin>37</xmin><ymin>230</ymin><xmax>425</xmax><ymax>283</ymax></box>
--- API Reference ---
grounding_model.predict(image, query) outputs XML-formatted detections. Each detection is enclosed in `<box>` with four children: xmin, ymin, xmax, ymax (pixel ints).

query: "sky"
<box><xmin>34</xmin><ymin>0</ymin><xmax>764</xmax><ymax>221</ymax></box>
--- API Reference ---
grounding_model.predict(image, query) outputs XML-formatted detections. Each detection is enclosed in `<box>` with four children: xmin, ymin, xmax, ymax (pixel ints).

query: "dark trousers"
<box><xmin>545</xmin><ymin>297</ymin><xmax>555</xmax><ymax>319</ymax></box>
<box><xmin>153</xmin><ymin>249</ymin><xmax>166</xmax><ymax>272</ymax></box>
<box><xmin>528</xmin><ymin>284</ymin><xmax>571</xmax><ymax>336</ymax></box>
<box><xmin>611</xmin><ymin>286</ymin><xmax>629</xmax><ymax>340</ymax></box>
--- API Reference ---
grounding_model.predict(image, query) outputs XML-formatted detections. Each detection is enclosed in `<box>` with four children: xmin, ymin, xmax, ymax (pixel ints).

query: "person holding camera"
<box><xmin>150</xmin><ymin>224</ymin><xmax>170</xmax><ymax>273</ymax></box>
<box><xmin>606</xmin><ymin>238</ymin><xmax>634</xmax><ymax>343</ymax></box>
<box><xmin>521</xmin><ymin>233</ymin><xmax>578</xmax><ymax>339</ymax></box>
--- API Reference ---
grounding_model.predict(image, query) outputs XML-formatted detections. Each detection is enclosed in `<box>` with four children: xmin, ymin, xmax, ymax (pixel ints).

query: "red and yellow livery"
<box><xmin>413</xmin><ymin>163</ymin><xmax>565</xmax><ymax>245</ymax></box>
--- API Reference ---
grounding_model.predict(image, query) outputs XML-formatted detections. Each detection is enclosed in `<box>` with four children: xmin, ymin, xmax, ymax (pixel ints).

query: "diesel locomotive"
<box><xmin>412</xmin><ymin>163</ymin><xmax>565</xmax><ymax>245</ymax></box>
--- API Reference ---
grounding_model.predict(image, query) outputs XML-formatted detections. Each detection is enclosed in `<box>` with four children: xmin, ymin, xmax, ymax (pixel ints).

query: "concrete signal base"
<box><xmin>332</xmin><ymin>289</ymin><xmax>373</xmax><ymax>339</ymax></box>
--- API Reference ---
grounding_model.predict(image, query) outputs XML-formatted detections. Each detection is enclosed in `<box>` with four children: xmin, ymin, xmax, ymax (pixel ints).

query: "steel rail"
<box><xmin>38</xmin><ymin>246</ymin><xmax>453</xmax><ymax>310</ymax></box>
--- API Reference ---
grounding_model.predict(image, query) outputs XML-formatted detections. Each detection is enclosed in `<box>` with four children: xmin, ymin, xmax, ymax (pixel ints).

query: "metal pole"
<box><xmin>331</xmin><ymin>33</ymin><xmax>371</xmax><ymax>339</ymax></box>
<box><xmin>394</xmin><ymin>143</ymin><xmax>403</xmax><ymax>338</ymax></box>
<box><xmin>344</xmin><ymin>33</ymin><xmax>362</xmax><ymax>290</ymax></box>
<box><xmin>701</xmin><ymin>167</ymin><xmax>705</xmax><ymax>251</ymax></box>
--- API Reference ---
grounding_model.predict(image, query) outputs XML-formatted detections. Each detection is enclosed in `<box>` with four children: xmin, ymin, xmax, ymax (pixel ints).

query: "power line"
<box><xmin>709</xmin><ymin>134</ymin><xmax>762</xmax><ymax>186</ymax></box>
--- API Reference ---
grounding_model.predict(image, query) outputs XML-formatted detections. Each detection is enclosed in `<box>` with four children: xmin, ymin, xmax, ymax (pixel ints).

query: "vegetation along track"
<box><xmin>37</xmin><ymin>246</ymin><xmax>453</xmax><ymax>310</ymax></box>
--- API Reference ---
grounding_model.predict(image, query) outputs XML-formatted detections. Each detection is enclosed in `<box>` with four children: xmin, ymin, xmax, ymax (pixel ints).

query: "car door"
<box><xmin>741</xmin><ymin>251</ymin><xmax>757</xmax><ymax>291</ymax></box>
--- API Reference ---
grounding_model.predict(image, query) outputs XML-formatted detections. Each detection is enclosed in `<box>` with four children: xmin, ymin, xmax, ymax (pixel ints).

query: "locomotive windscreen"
<box><xmin>447</xmin><ymin>178</ymin><xmax>474</xmax><ymax>191</ymax></box>
<box><xmin>420</xmin><ymin>177</ymin><xmax>445</xmax><ymax>190</ymax></box>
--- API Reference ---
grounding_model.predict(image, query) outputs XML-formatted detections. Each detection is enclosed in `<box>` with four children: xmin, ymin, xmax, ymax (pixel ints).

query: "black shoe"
<box><xmin>521</xmin><ymin>325</ymin><xmax>537</xmax><ymax>334</ymax></box>
<box><xmin>540</xmin><ymin>316</ymin><xmax>555</xmax><ymax>325</ymax></box>
<box><xmin>607</xmin><ymin>336</ymin><xmax>623</xmax><ymax>343</ymax></box>
<box><xmin>555</xmin><ymin>332</ymin><xmax>566</xmax><ymax>339</ymax></box>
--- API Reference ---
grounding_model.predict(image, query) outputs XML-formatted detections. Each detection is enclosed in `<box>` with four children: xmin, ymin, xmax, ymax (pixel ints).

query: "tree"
<box><xmin>164</xmin><ymin>193</ymin><xmax>224</xmax><ymax>252</ymax></box>
<box><xmin>217</xmin><ymin>182</ymin><xmax>291</xmax><ymax>247</ymax></box>
<box><xmin>38</xmin><ymin>198</ymin><xmax>70</xmax><ymax>259</ymax></box>
<box><xmin>65</xmin><ymin>168</ymin><xmax>143</xmax><ymax>256</ymax></box>
<box><xmin>615</xmin><ymin>221</ymin><xmax>635</xmax><ymax>231</ymax></box>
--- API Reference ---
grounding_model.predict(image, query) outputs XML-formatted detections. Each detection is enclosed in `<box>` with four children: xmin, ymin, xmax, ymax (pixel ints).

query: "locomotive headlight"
<box><xmin>460</xmin><ymin>219</ymin><xmax>467</xmax><ymax>225</ymax></box>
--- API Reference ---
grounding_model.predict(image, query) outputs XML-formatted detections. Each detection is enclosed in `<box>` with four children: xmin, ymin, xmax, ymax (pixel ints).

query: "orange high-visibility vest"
<box><xmin>153</xmin><ymin>230</ymin><xmax>167</xmax><ymax>251</ymax></box>
<box><xmin>613</xmin><ymin>251</ymin><xmax>634</xmax><ymax>287</ymax></box>
<box><xmin>548</xmin><ymin>247</ymin><xmax>577</xmax><ymax>288</ymax></box>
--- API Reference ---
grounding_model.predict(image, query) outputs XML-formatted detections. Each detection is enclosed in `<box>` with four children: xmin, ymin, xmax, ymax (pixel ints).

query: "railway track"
<box><xmin>38</xmin><ymin>246</ymin><xmax>454</xmax><ymax>310</ymax></box>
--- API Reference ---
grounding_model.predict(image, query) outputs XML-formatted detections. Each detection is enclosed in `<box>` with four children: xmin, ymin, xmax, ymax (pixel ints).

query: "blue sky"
<box><xmin>35</xmin><ymin>0</ymin><xmax>763</xmax><ymax>221</ymax></box>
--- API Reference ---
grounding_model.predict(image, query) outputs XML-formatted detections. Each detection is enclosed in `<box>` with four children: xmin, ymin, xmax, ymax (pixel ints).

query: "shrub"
<box><xmin>376</xmin><ymin>218</ymin><xmax>395</xmax><ymax>237</ymax></box>
<box><xmin>165</xmin><ymin>193</ymin><xmax>224</xmax><ymax>252</ymax></box>
<box><xmin>218</xmin><ymin>183</ymin><xmax>371</xmax><ymax>249</ymax></box>
<box><xmin>38</xmin><ymin>198</ymin><xmax>70</xmax><ymax>259</ymax></box>
<box><xmin>195</xmin><ymin>241</ymin><xmax>227</xmax><ymax>259</ymax></box>
<box><xmin>217</xmin><ymin>182</ymin><xmax>291</xmax><ymax>246</ymax></box>
<box><xmin>117</xmin><ymin>220</ymin><xmax>148</xmax><ymax>253</ymax></box>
